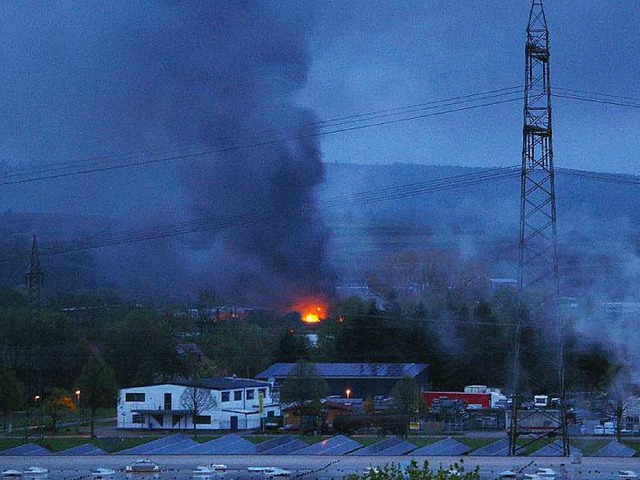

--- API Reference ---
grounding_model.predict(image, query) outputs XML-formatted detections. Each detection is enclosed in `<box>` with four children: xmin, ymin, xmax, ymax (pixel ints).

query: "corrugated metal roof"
<box><xmin>256</xmin><ymin>363</ymin><xmax>427</xmax><ymax>380</ymax></box>
<box><xmin>199</xmin><ymin>377</ymin><xmax>270</xmax><ymax>390</ymax></box>
<box><xmin>128</xmin><ymin>377</ymin><xmax>271</xmax><ymax>391</ymax></box>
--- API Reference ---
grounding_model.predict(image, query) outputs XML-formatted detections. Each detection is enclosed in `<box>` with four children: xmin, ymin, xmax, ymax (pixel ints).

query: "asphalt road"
<box><xmin>0</xmin><ymin>455</ymin><xmax>637</xmax><ymax>480</ymax></box>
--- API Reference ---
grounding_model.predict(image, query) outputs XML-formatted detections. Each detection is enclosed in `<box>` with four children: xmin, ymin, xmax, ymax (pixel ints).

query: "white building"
<box><xmin>117</xmin><ymin>377</ymin><xmax>279</xmax><ymax>431</ymax></box>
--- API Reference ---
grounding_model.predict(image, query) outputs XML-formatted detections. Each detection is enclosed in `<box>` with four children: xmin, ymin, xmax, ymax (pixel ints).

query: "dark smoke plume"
<box><xmin>0</xmin><ymin>1</ymin><xmax>332</xmax><ymax>305</ymax></box>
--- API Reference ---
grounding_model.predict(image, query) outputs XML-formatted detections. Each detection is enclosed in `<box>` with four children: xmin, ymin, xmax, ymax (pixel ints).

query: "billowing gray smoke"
<box><xmin>0</xmin><ymin>1</ymin><xmax>331</xmax><ymax>306</ymax></box>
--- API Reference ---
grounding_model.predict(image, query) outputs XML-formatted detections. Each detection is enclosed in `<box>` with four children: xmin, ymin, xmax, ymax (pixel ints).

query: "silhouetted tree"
<box><xmin>279</xmin><ymin>362</ymin><xmax>327</xmax><ymax>434</ymax></box>
<box><xmin>44</xmin><ymin>388</ymin><xmax>76</xmax><ymax>433</ymax></box>
<box><xmin>0</xmin><ymin>363</ymin><xmax>22</xmax><ymax>430</ymax></box>
<box><xmin>180</xmin><ymin>384</ymin><xmax>217</xmax><ymax>434</ymax></box>
<box><xmin>76</xmin><ymin>354</ymin><xmax>117</xmax><ymax>437</ymax></box>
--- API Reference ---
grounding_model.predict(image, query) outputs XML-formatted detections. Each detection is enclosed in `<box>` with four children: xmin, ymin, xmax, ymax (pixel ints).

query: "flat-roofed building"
<box><xmin>117</xmin><ymin>376</ymin><xmax>279</xmax><ymax>431</ymax></box>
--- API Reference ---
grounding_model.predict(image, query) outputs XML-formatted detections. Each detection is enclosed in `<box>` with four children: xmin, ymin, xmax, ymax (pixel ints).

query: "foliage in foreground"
<box><xmin>344</xmin><ymin>460</ymin><xmax>479</xmax><ymax>480</ymax></box>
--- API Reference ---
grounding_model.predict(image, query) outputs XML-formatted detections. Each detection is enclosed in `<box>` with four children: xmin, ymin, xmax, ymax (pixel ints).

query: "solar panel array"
<box><xmin>469</xmin><ymin>439</ymin><xmax>510</xmax><ymax>456</ymax></box>
<box><xmin>255</xmin><ymin>435</ymin><xmax>306</xmax><ymax>455</ymax></box>
<box><xmin>115</xmin><ymin>434</ymin><xmax>192</xmax><ymax>455</ymax></box>
<box><xmin>1</xmin><ymin>432</ymin><xmax>635</xmax><ymax>457</ymax></box>
<box><xmin>0</xmin><ymin>443</ymin><xmax>52</xmax><ymax>456</ymax></box>
<box><xmin>410</xmin><ymin>437</ymin><xmax>470</xmax><ymax>456</ymax></box>
<box><xmin>291</xmin><ymin>435</ymin><xmax>362</xmax><ymax>455</ymax></box>
<box><xmin>350</xmin><ymin>436</ymin><xmax>416</xmax><ymax>456</ymax></box>
<box><xmin>56</xmin><ymin>444</ymin><xmax>107</xmax><ymax>456</ymax></box>
<box><xmin>593</xmin><ymin>441</ymin><xmax>635</xmax><ymax>458</ymax></box>
<box><xmin>530</xmin><ymin>440</ymin><xmax>577</xmax><ymax>457</ymax></box>
<box><xmin>146</xmin><ymin>437</ymin><xmax>199</xmax><ymax>454</ymax></box>
<box><xmin>179</xmin><ymin>434</ymin><xmax>256</xmax><ymax>454</ymax></box>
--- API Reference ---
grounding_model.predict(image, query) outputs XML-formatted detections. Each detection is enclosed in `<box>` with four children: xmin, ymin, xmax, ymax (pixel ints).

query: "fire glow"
<box><xmin>292</xmin><ymin>299</ymin><xmax>327</xmax><ymax>324</ymax></box>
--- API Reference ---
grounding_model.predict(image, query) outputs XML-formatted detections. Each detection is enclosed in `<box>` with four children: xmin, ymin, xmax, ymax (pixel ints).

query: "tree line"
<box><xmin>0</xmin><ymin>246</ymin><xmax>623</xmax><ymax>434</ymax></box>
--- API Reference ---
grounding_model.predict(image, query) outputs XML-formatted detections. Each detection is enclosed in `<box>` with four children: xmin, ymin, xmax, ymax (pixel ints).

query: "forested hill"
<box><xmin>1</xmin><ymin>163</ymin><xmax>639</xmax><ymax>301</ymax></box>
<box><xmin>322</xmin><ymin>163</ymin><xmax>640</xmax><ymax>294</ymax></box>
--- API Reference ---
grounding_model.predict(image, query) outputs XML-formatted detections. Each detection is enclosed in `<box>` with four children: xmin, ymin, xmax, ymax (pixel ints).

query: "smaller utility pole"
<box><xmin>25</xmin><ymin>235</ymin><xmax>44</xmax><ymax>306</ymax></box>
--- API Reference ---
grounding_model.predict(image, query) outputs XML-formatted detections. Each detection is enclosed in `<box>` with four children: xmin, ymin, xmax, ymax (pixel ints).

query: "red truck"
<box><xmin>422</xmin><ymin>391</ymin><xmax>492</xmax><ymax>410</ymax></box>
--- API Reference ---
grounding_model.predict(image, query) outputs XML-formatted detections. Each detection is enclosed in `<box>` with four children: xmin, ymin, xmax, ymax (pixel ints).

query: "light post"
<box><xmin>75</xmin><ymin>390</ymin><xmax>81</xmax><ymax>433</ymax></box>
<box><xmin>345</xmin><ymin>389</ymin><xmax>351</xmax><ymax>400</ymax></box>
<box><xmin>34</xmin><ymin>395</ymin><xmax>43</xmax><ymax>439</ymax></box>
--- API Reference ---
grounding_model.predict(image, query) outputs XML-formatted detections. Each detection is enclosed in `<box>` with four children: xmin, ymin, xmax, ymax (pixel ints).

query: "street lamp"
<box><xmin>75</xmin><ymin>390</ymin><xmax>81</xmax><ymax>433</ymax></box>
<box><xmin>34</xmin><ymin>395</ymin><xmax>43</xmax><ymax>439</ymax></box>
<box><xmin>345</xmin><ymin>389</ymin><xmax>351</xmax><ymax>400</ymax></box>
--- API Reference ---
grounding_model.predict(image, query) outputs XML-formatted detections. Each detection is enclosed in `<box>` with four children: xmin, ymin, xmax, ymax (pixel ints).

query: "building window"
<box><xmin>194</xmin><ymin>415</ymin><xmax>211</xmax><ymax>424</ymax></box>
<box><xmin>246</xmin><ymin>389</ymin><xmax>255</xmax><ymax>400</ymax></box>
<box><xmin>221</xmin><ymin>391</ymin><xmax>230</xmax><ymax>402</ymax></box>
<box><xmin>234</xmin><ymin>390</ymin><xmax>242</xmax><ymax>401</ymax></box>
<box><xmin>125</xmin><ymin>392</ymin><xmax>145</xmax><ymax>402</ymax></box>
<box><xmin>132</xmin><ymin>414</ymin><xmax>145</xmax><ymax>424</ymax></box>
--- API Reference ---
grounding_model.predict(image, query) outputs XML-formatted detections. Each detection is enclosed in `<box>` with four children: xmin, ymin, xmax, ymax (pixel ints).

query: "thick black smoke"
<box><xmin>0</xmin><ymin>1</ymin><xmax>332</xmax><ymax>305</ymax></box>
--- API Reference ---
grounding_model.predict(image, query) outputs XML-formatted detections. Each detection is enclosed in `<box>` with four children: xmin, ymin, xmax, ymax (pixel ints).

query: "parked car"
<box><xmin>125</xmin><ymin>459</ymin><xmax>160</xmax><ymax>473</ymax></box>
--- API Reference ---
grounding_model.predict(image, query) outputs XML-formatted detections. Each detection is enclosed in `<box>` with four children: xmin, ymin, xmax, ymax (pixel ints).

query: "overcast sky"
<box><xmin>0</xmin><ymin>0</ymin><xmax>639</xmax><ymax>222</ymax></box>
<box><xmin>0</xmin><ymin>1</ymin><xmax>637</xmax><ymax>301</ymax></box>
<box><xmin>297</xmin><ymin>0</ymin><xmax>640</xmax><ymax>174</ymax></box>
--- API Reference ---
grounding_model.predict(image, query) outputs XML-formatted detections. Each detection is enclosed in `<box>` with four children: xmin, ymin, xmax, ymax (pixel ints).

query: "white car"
<box><xmin>497</xmin><ymin>471</ymin><xmax>519</xmax><ymax>480</ymax></box>
<box><xmin>22</xmin><ymin>467</ymin><xmax>48</xmax><ymax>476</ymax></box>
<box><xmin>1</xmin><ymin>470</ymin><xmax>22</xmax><ymax>478</ymax></box>
<box><xmin>91</xmin><ymin>468</ymin><xmax>117</xmax><ymax>479</ymax></box>
<box><xmin>193</xmin><ymin>464</ymin><xmax>228</xmax><ymax>475</ymax></box>
<box><xmin>125</xmin><ymin>459</ymin><xmax>160</xmax><ymax>473</ymax></box>
<box><xmin>535</xmin><ymin>468</ymin><xmax>555</xmax><ymax>480</ymax></box>
<box><xmin>263</xmin><ymin>468</ymin><xmax>291</xmax><ymax>478</ymax></box>
<box><xmin>619</xmin><ymin>471</ymin><xmax>638</xmax><ymax>480</ymax></box>
<box><xmin>247</xmin><ymin>467</ymin><xmax>291</xmax><ymax>477</ymax></box>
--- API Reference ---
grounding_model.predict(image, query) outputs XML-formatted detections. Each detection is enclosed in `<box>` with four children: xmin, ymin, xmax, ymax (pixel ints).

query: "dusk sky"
<box><xmin>298</xmin><ymin>0</ymin><xmax>640</xmax><ymax>174</ymax></box>
<box><xmin>0</xmin><ymin>0</ymin><xmax>638</xmax><ymax>221</ymax></box>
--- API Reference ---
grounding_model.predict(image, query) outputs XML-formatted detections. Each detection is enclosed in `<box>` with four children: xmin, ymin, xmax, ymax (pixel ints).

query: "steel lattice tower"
<box><xmin>26</xmin><ymin>235</ymin><xmax>43</xmax><ymax>306</ymax></box>
<box><xmin>508</xmin><ymin>0</ymin><xmax>569</xmax><ymax>456</ymax></box>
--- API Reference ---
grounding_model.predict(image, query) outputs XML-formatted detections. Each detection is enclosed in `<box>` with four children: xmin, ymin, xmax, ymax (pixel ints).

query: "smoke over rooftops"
<box><xmin>0</xmin><ymin>1</ymin><xmax>333</xmax><ymax>305</ymax></box>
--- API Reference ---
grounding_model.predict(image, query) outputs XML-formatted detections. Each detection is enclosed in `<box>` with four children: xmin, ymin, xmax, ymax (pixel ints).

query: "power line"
<box><xmin>557</xmin><ymin>168</ymin><xmax>640</xmax><ymax>186</ymax></box>
<box><xmin>0</xmin><ymin>90</ymin><xmax>522</xmax><ymax>186</ymax></box>
<box><xmin>1</xmin><ymin>165</ymin><xmax>637</xmax><ymax>269</ymax></box>
<box><xmin>0</xmin><ymin>166</ymin><xmax>520</xmax><ymax>262</ymax></box>
<box><xmin>552</xmin><ymin>93</ymin><xmax>640</xmax><ymax>109</ymax></box>
<box><xmin>0</xmin><ymin>84</ymin><xmax>636</xmax><ymax>187</ymax></box>
<box><xmin>555</xmin><ymin>86</ymin><xmax>640</xmax><ymax>104</ymax></box>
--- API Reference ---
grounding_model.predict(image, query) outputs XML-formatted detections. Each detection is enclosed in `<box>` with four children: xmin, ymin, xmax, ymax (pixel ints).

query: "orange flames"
<box><xmin>291</xmin><ymin>298</ymin><xmax>327</xmax><ymax>324</ymax></box>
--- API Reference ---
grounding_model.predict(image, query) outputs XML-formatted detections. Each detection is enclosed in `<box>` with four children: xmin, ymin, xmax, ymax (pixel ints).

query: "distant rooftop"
<box><xmin>128</xmin><ymin>376</ymin><xmax>271</xmax><ymax>391</ymax></box>
<box><xmin>256</xmin><ymin>363</ymin><xmax>427</xmax><ymax>380</ymax></box>
<box><xmin>199</xmin><ymin>377</ymin><xmax>271</xmax><ymax>390</ymax></box>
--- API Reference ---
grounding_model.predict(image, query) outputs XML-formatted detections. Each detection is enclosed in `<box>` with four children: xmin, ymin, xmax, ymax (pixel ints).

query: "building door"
<box><xmin>230</xmin><ymin>416</ymin><xmax>238</xmax><ymax>431</ymax></box>
<box><xmin>164</xmin><ymin>393</ymin><xmax>172</xmax><ymax>410</ymax></box>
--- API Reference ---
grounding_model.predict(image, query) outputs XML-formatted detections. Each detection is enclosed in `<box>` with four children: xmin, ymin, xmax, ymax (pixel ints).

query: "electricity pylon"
<box><xmin>26</xmin><ymin>235</ymin><xmax>44</xmax><ymax>306</ymax></box>
<box><xmin>508</xmin><ymin>0</ymin><xmax>569</xmax><ymax>457</ymax></box>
